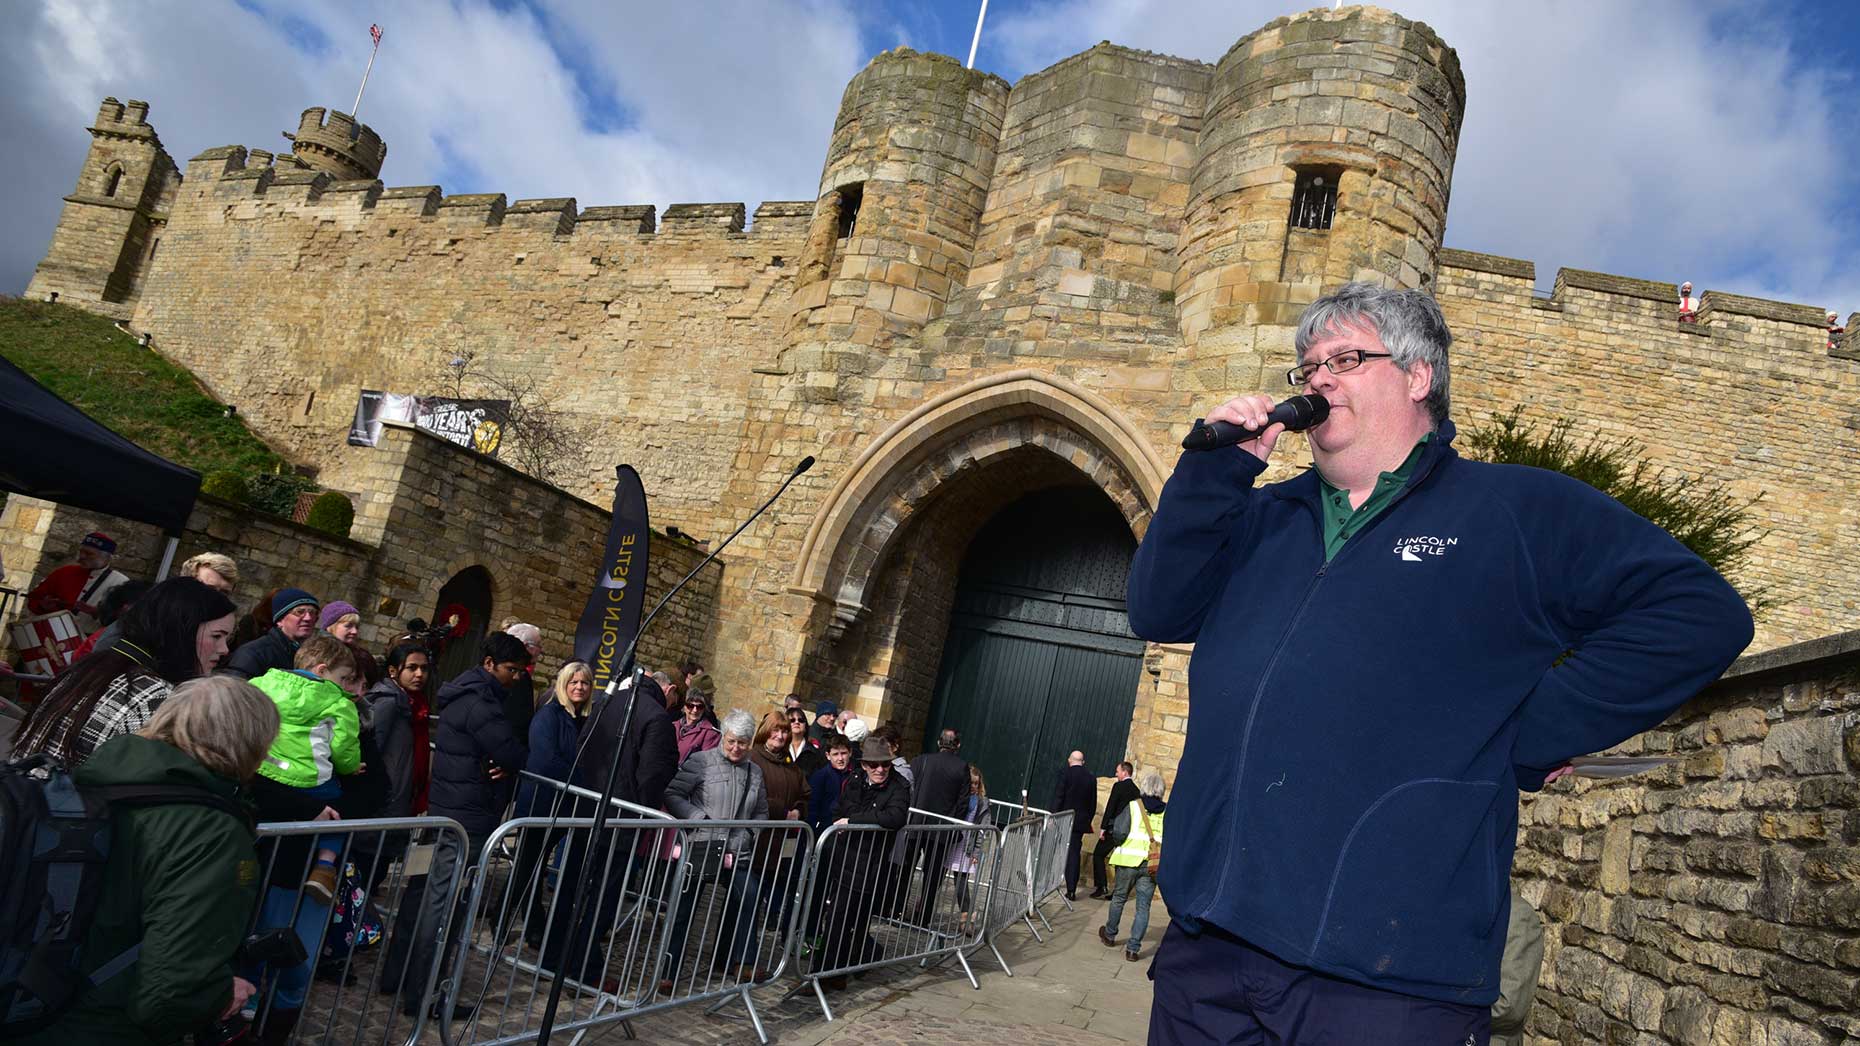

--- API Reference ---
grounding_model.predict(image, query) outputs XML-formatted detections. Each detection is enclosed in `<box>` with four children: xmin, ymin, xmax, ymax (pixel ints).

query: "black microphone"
<box><xmin>793</xmin><ymin>455</ymin><xmax>816</xmax><ymax>477</ymax></box>
<box><xmin>1181</xmin><ymin>394</ymin><xmax>1329</xmax><ymax>451</ymax></box>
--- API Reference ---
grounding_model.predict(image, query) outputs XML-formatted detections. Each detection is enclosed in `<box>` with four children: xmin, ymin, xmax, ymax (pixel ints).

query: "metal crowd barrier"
<box><xmin>244</xmin><ymin>815</ymin><xmax>472</xmax><ymax>1046</ymax></box>
<box><xmin>237</xmin><ymin>788</ymin><xmax>1088</xmax><ymax>1043</ymax></box>
<box><xmin>1030</xmin><ymin>808</ymin><xmax>1077</xmax><ymax>927</ymax></box>
<box><xmin>441</xmin><ymin>812</ymin><xmax>815</xmax><ymax>1045</ymax></box>
<box><xmin>977</xmin><ymin>814</ymin><xmax>1044</xmax><ymax>960</ymax></box>
<box><xmin>787</xmin><ymin>815</ymin><xmax>1001</xmax><ymax>1021</ymax></box>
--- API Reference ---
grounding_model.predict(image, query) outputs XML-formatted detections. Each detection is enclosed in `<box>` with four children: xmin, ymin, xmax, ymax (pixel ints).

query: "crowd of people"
<box><xmin>3</xmin><ymin>550</ymin><xmax>1168</xmax><ymax>1043</ymax></box>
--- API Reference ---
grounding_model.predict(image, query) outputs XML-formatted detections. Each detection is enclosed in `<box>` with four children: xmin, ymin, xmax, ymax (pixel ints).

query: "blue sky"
<box><xmin>2</xmin><ymin>0</ymin><xmax>1856</xmax><ymax>318</ymax></box>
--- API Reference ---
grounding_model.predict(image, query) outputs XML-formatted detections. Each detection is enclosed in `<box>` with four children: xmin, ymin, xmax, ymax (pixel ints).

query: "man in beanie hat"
<box><xmin>809</xmin><ymin>699</ymin><xmax>839</xmax><ymax>746</ymax></box>
<box><xmin>225</xmin><ymin>587</ymin><xmax>321</xmax><ymax>679</ymax></box>
<box><xmin>27</xmin><ymin>531</ymin><xmax>130</xmax><ymax>633</ymax></box>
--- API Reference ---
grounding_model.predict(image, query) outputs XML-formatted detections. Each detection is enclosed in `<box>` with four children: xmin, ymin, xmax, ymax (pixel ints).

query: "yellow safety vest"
<box><xmin>1109</xmin><ymin>799</ymin><xmax>1163</xmax><ymax>868</ymax></box>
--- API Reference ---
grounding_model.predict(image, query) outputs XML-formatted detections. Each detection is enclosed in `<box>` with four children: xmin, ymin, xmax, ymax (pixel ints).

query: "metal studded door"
<box><xmin>924</xmin><ymin>486</ymin><xmax>1145</xmax><ymax>807</ymax></box>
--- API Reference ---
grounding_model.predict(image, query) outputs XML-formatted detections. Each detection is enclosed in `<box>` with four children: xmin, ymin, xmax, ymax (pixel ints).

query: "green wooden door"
<box><xmin>924</xmin><ymin>487</ymin><xmax>1145</xmax><ymax>809</ymax></box>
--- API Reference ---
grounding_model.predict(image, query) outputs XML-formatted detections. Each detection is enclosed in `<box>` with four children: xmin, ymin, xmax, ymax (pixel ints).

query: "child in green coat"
<box><xmin>251</xmin><ymin>633</ymin><xmax>363</xmax><ymax>902</ymax></box>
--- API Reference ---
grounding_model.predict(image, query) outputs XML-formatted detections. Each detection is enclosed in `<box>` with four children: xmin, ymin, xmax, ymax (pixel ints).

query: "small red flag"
<box><xmin>370</xmin><ymin>24</ymin><xmax>382</xmax><ymax>46</ymax></box>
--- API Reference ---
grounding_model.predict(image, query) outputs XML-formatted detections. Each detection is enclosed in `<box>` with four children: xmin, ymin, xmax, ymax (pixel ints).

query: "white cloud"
<box><xmin>4</xmin><ymin>0</ymin><xmax>1852</xmax><ymax>318</ymax></box>
<box><xmin>986</xmin><ymin>0</ymin><xmax>1860</xmax><ymax>314</ymax></box>
<box><xmin>0</xmin><ymin>0</ymin><xmax>868</xmax><ymax>293</ymax></box>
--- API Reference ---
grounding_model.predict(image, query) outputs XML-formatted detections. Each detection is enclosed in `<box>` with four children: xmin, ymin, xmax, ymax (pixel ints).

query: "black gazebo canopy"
<box><xmin>0</xmin><ymin>353</ymin><xmax>200</xmax><ymax>536</ymax></box>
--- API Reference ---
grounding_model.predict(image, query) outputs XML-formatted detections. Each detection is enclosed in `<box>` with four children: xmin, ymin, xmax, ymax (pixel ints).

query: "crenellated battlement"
<box><xmin>1437</xmin><ymin>248</ymin><xmax>1846</xmax><ymax>354</ymax></box>
<box><xmin>180</xmin><ymin>146</ymin><xmax>807</xmax><ymax>242</ymax></box>
<box><xmin>284</xmin><ymin>106</ymin><xmax>386</xmax><ymax>180</ymax></box>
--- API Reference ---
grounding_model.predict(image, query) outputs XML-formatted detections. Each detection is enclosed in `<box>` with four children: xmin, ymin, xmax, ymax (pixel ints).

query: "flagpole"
<box><xmin>966</xmin><ymin>0</ymin><xmax>989</xmax><ymax>69</ymax></box>
<box><xmin>352</xmin><ymin>30</ymin><xmax>381</xmax><ymax>116</ymax></box>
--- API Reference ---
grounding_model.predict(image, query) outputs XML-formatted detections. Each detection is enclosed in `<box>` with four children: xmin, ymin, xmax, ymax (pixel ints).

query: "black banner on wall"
<box><xmin>347</xmin><ymin>389</ymin><xmax>508</xmax><ymax>458</ymax></box>
<box><xmin>574</xmin><ymin>465</ymin><xmax>650</xmax><ymax>691</ymax></box>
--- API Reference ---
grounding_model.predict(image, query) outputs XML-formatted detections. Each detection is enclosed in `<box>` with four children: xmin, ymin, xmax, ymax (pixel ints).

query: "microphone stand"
<box><xmin>534</xmin><ymin>456</ymin><xmax>815</xmax><ymax>1045</ymax></box>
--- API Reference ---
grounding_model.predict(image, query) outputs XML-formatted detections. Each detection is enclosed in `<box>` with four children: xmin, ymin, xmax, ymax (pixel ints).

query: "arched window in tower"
<box><xmin>1289</xmin><ymin>168</ymin><xmax>1339</xmax><ymax>231</ymax></box>
<box><xmin>102</xmin><ymin>166</ymin><xmax>123</xmax><ymax>198</ymax></box>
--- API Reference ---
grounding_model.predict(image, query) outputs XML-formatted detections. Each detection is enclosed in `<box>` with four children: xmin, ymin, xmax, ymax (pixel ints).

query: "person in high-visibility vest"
<box><xmin>1097</xmin><ymin>768</ymin><xmax>1167</xmax><ymax>961</ymax></box>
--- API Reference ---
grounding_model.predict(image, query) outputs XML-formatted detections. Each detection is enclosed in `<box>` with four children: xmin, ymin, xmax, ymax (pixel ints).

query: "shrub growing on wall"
<box><xmin>1461</xmin><ymin>408</ymin><xmax>1769</xmax><ymax>612</ymax></box>
<box><xmin>247</xmin><ymin>472</ymin><xmax>318</xmax><ymax>518</ymax></box>
<box><xmin>199</xmin><ymin>470</ymin><xmax>251</xmax><ymax>505</ymax></box>
<box><xmin>303</xmin><ymin>491</ymin><xmax>355</xmax><ymax>539</ymax></box>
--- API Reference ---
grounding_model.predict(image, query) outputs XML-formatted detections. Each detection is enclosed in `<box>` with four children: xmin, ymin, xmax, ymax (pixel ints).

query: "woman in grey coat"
<box><xmin>659</xmin><ymin>709</ymin><xmax>771</xmax><ymax>990</ymax></box>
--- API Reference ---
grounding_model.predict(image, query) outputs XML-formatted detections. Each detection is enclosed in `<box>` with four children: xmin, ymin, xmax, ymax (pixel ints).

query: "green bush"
<box><xmin>304</xmin><ymin>491</ymin><xmax>355</xmax><ymax>539</ymax></box>
<box><xmin>199</xmin><ymin>470</ymin><xmax>251</xmax><ymax>505</ymax></box>
<box><xmin>247</xmin><ymin>472</ymin><xmax>318</xmax><ymax>517</ymax></box>
<box><xmin>1461</xmin><ymin>408</ymin><xmax>1769</xmax><ymax>611</ymax></box>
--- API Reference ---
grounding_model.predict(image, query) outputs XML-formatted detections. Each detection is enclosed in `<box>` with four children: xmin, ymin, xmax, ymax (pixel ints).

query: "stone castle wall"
<box><xmin>23</xmin><ymin>5</ymin><xmax>1859</xmax><ymax>761</ymax></box>
<box><xmin>0</xmin><ymin>423</ymin><xmax>721</xmax><ymax>687</ymax></box>
<box><xmin>1514</xmin><ymin>632</ymin><xmax>1860</xmax><ymax>1046</ymax></box>
<box><xmin>1441</xmin><ymin>251</ymin><xmax>1858</xmax><ymax>652</ymax></box>
<box><xmin>129</xmin><ymin>146</ymin><xmax>814</xmax><ymax>544</ymax></box>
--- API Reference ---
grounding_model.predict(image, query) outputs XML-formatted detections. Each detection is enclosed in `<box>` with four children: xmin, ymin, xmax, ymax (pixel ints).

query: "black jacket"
<box><xmin>503</xmin><ymin>669</ymin><xmax>536</xmax><ymax>747</ymax></box>
<box><xmin>908</xmin><ymin>749</ymin><xmax>971</xmax><ymax>820</ymax></box>
<box><xmin>1054</xmin><ymin>763</ymin><xmax>1097</xmax><ymax>832</ymax></box>
<box><xmin>1098</xmin><ymin>777</ymin><xmax>1140</xmax><ymax>839</ymax></box>
<box><xmin>365</xmin><ymin>677</ymin><xmax>416</xmax><ymax>818</ymax></box>
<box><xmin>515</xmin><ymin>701</ymin><xmax>588</xmax><ymax>818</ymax></box>
<box><xmin>832</xmin><ymin>768</ymin><xmax>910</xmax><ymax>831</ymax></box>
<box><xmin>224</xmin><ymin>626</ymin><xmax>297</xmax><ymax>680</ymax></box>
<box><xmin>430</xmin><ymin>666</ymin><xmax>528</xmax><ymax>836</ymax></box>
<box><xmin>578</xmin><ymin>673</ymin><xmax>679</xmax><ymax>811</ymax></box>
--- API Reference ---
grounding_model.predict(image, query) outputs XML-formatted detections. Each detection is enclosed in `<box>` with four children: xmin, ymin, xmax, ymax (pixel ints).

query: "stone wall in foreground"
<box><xmin>1514</xmin><ymin>632</ymin><xmax>1860</xmax><ymax>1046</ymax></box>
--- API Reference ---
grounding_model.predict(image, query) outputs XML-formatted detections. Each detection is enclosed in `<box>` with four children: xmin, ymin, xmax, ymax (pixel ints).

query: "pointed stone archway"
<box><xmin>783</xmin><ymin>370</ymin><xmax>1169</xmax><ymax>754</ymax></box>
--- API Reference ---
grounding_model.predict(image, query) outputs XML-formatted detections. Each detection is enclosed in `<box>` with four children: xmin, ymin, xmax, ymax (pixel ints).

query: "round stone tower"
<box><xmin>787</xmin><ymin>49</ymin><xmax>1008</xmax><ymax>355</ymax></box>
<box><xmin>283</xmin><ymin>106</ymin><xmax>386</xmax><ymax>181</ymax></box>
<box><xmin>1176</xmin><ymin>5</ymin><xmax>1465</xmax><ymax>361</ymax></box>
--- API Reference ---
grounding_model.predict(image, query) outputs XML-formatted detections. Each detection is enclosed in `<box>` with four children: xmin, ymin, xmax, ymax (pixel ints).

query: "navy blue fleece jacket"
<box><xmin>1126</xmin><ymin>421</ymin><xmax>1751</xmax><ymax>1005</ymax></box>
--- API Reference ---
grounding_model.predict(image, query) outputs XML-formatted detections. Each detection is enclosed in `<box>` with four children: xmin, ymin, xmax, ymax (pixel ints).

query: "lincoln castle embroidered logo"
<box><xmin>1393</xmin><ymin>535</ymin><xmax>1457</xmax><ymax>561</ymax></box>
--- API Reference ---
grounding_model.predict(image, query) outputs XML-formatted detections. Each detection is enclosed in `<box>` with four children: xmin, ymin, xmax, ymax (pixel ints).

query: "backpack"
<box><xmin>0</xmin><ymin>754</ymin><xmax>252</xmax><ymax>1035</ymax></box>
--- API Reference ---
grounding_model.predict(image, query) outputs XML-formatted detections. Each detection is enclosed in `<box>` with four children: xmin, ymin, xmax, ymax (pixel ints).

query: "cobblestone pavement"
<box><xmin>617</xmin><ymin>896</ymin><xmax>1164</xmax><ymax>1045</ymax></box>
<box><xmin>295</xmin><ymin>891</ymin><xmax>1160</xmax><ymax>1045</ymax></box>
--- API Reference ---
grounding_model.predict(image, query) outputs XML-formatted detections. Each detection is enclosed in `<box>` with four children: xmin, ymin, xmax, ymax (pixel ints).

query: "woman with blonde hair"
<box><xmin>19</xmin><ymin>676</ymin><xmax>278</xmax><ymax>1046</ymax></box>
<box><xmin>506</xmin><ymin>660</ymin><xmax>596</xmax><ymax>944</ymax></box>
<box><xmin>948</xmin><ymin>763</ymin><xmax>992</xmax><ymax>936</ymax></box>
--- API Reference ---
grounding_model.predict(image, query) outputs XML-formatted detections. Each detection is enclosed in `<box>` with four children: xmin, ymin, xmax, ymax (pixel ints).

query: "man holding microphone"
<box><xmin>1128</xmin><ymin>281</ymin><xmax>1752</xmax><ymax>1043</ymax></box>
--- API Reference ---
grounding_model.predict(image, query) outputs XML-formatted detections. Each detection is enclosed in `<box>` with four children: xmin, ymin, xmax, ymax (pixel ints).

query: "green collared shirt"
<box><xmin>1317</xmin><ymin>433</ymin><xmax>1432</xmax><ymax>561</ymax></box>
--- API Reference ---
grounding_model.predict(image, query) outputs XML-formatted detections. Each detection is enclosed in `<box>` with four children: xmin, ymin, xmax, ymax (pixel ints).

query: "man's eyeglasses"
<box><xmin>1287</xmin><ymin>349</ymin><xmax>1394</xmax><ymax>386</ymax></box>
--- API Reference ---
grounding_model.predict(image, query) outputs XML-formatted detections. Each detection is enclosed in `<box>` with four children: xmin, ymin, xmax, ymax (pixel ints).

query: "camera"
<box><xmin>194</xmin><ymin>928</ymin><xmax>308</xmax><ymax>1046</ymax></box>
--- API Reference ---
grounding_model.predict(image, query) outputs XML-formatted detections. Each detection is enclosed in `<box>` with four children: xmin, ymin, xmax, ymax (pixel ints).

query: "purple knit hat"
<box><xmin>317</xmin><ymin>600</ymin><xmax>360</xmax><ymax>628</ymax></box>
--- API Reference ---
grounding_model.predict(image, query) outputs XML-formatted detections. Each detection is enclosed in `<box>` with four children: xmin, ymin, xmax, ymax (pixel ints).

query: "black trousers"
<box><xmin>1091</xmin><ymin>833</ymin><xmax>1116</xmax><ymax>893</ymax></box>
<box><xmin>1064</xmin><ymin>827</ymin><xmax>1086</xmax><ymax>896</ymax></box>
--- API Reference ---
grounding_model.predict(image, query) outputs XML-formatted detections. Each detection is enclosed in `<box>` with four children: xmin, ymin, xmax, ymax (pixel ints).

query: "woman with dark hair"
<box><xmin>13</xmin><ymin>577</ymin><xmax>237</xmax><ymax>769</ymax></box>
<box><xmin>365</xmin><ymin>641</ymin><xmax>434</xmax><ymax>819</ymax></box>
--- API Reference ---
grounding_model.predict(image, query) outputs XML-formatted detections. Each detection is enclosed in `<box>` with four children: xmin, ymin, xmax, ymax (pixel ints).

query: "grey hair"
<box><xmin>1294</xmin><ymin>281</ymin><xmax>1452</xmax><ymax>424</ymax></box>
<box><xmin>140</xmin><ymin>675</ymin><xmax>280</xmax><ymax>781</ymax></box>
<box><xmin>1136</xmin><ymin>769</ymin><xmax>1166</xmax><ymax>799</ymax></box>
<box><xmin>720</xmin><ymin>708</ymin><xmax>756</xmax><ymax>741</ymax></box>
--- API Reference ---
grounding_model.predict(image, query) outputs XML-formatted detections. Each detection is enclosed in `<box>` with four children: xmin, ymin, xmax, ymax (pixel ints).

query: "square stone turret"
<box><xmin>25</xmin><ymin>96</ymin><xmax>181</xmax><ymax>311</ymax></box>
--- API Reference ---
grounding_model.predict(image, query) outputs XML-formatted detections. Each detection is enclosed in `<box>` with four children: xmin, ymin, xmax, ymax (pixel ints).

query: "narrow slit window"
<box><xmin>103</xmin><ymin>167</ymin><xmax>123</xmax><ymax>198</ymax></box>
<box><xmin>1289</xmin><ymin>170</ymin><xmax>1338</xmax><ymax>231</ymax></box>
<box><xmin>836</xmin><ymin>182</ymin><xmax>864</xmax><ymax>240</ymax></box>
